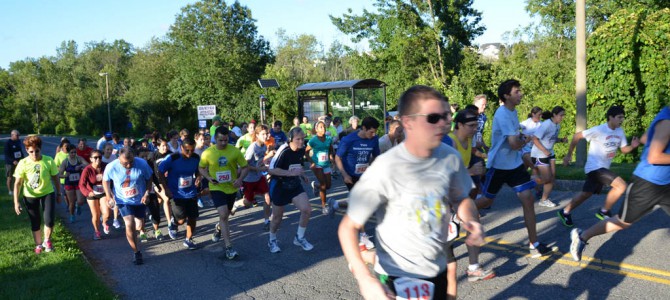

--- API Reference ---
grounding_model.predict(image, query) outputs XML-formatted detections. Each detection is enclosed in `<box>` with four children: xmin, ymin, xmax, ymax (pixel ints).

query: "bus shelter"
<box><xmin>296</xmin><ymin>79</ymin><xmax>387</xmax><ymax>132</ymax></box>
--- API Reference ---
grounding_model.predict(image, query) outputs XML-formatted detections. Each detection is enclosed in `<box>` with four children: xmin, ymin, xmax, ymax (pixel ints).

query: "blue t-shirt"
<box><xmin>308</xmin><ymin>135</ymin><xmax>333</xmax><ymax>168</ymax></box>
<box><xmin>633</xmin><ymin>106</ymin><xmax>670</xmax><ymax>185</ymax></box>
<box><xmin>158</xmin><ymin>153</ymin><xmax>201</xmax><ymax>199</ymax></box>
<box><xmin>441</xmin><ymin>135</ymin><xmax>454</xmax><ymax>147</ymax></box>
<box><xmin>103</xmin><ymin>158</ymin><xmax>153</xmax><ymax>205</ymax></box>
<box><xmin>487</xmin><ymin>106</ymin><xmax>523</xmax><ymax>170</ymax></box>
<box><xmin>270</xmin><ymin>130</ymin><xmax>287</xmax><ymax>149</ymax></box>
<box><xmin>336</xmin><ymin>131</ymin><xmax>380</xmax><ymax>178</ymax></box>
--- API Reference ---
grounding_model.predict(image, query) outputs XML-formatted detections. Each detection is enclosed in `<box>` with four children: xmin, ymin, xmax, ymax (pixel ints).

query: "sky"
<box><xmin>0</xmin><ymin>0</ymin><xmax>535</xmax><ymax>69</ymax></box>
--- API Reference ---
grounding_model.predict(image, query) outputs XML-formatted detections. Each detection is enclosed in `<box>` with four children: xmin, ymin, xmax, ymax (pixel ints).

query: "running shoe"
<box><xmin>155</xmin><ymin>229</ymin><xmax>164</xmax><ymax>241</ymax></box>
<box><xmin>197</xmin><ymin>198</ymin><xmax>204</xmax><ymax>208</ymax></box>
<box><xmin>133</xmin><ymin>251</ymin><xmax>143</xmax><ymax>265</ymax></box>
<box><xmin>93</xmin><ymin>231</ymin><xmax>102</xmax><ymax>240</ymax></box>
<box><xmin>76</xmin><ymin>204</ymin><xmax>82</xmax><ymax>216</ymax></box>
<box><xmin>225</xmin><ymin>246</ymin><xmax>239</xmax><ymax>259</ymax></box>
<box><xmin>310</xmin><ymin>181</ymin><xmax>318</xmax><ymax>197</ymax></box>
<box><xmin>230</xmin><ymin>204</ymin><xmax>242</xmax><ymax>216</ymax></box>
<box><xmin>322</xmin><ymin>205</ymin><xmax>329</xmax><ymax>215</ymax></box>
<box><xmin>212</xmin><ymin>222</ymin><xmax>221</xmax><ymax>242</ymax></box>
<box><xmin>538</xmin><ymin>198</ymin><xmax>557</xmax><ymax>208</ymax></box>
<box><xmin>103</xmin><ymin>223</ymin><xmax>110</xmax><ymax>235</ymax></box>
<box><xmin>34</xmin><ymin>245</ymin><xmax>43</xmax><ymax>254</ymax></box>
<box><xmin>359</xmin><ymin>232</ymin><xmax>375</xmax><ymax>250</ymax></box>
<box><xmin>595</xmin><ymin>210</ymin><xmax>612</xmax><ymax>220</ymax></box>
<box><xmin>139</xmin><ymin>232</ymin><xmax>148</xmax><ymax>243</ymax></box>
<box><xmin>43</xmin><ymin>240</ymin><xmax>53</xmax><ymax>252</ymax></box>
<box><xmin>113</xmin><ymin>219</ymin><xmax>121</xmax><ymax>229</ymax></box>
<box><xmin>557</xmin><ymin>210</ymin><xmax>574</xmax><ymax>227</ymax></box>
<box><xmin>268</xmin><ymin>239</ymin><xmax>281</xmax><ymax>253</ymax></box>
<box><xmin>570</xmin><ymin>228</ymin><xmax>587</xmax><ymax>262</ymax></box>
<box><xmin>183</xmin><ymin>239</ymin><xmax>197</xmax><ymax>250</ymax></box>
<box><xmin>467</xmin><ymin>267</ymin><xmax>496</xmax><ymax>282</ymax></box>
<box><xmin>168</xmin><ymin>223</ymin><xmax>177</xmax><ymax>240</ymax></box>
<box><xmin>69</xmin><ymin>215</ymin><xmax>75</xmax><ymax>223</ymax></box>
<box><xmin>327</xmin><ymin>198</ymin><xmax>337</xmax><ymax>219</ymax></box>
<box><xmin>529</xmin><ymin>243</ymin><xmax>553</xmax><ymax>258</ymax></box>
<box><xmin>293</xmin><ymin>235</ymin><xmax>314</xmax><ymax>251</ymax></box>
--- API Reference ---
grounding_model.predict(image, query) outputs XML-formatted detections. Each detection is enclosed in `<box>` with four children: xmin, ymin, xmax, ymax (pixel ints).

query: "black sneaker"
<box><xmin>557</xmin><ymin>210</ymin><xmax>574</xmax><ymax>227</ymax></box>
<box><xmin>595</xmin><ymin>210</ymin><xmax>612</xmax><ymax>220</ymax></box>
<box><xmin>133</xmin><ymin>251</ymin><xmax>143</xmax><ymax>265</ymax></box>
<box><xmin>529</xmin><ymin>243</ymin><xmax>554</xmax><ymax>258</ymax></box>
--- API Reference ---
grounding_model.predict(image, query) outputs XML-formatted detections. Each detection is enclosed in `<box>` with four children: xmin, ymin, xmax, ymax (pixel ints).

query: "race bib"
<box><xmin>179</xmin><ymin>176</ymin><xmax>194</xmax><ymax>188</ymax></box>
<box><xmin>394</xmin><ymin>277</ymin><xmax>434</xmax><ymax>300</ymax></box>
<box><xmin>289</xmin><ymin>164</ymin><xmax>302</xmax><ymax>172</ymax></box>
<box><xmin>92</xmin><ymin>185</ymin><xmax>104</xmax><ymax>195</ymax></box>
<box><xmin>317</xmin><ymin>151</ymin><xmax>328</xmax><ymax>163</ymax></box>
<box><xmin>121</xmin><ymin>186</ymin><xmax>139</xmax><ymax>198</ymax></box>
<box><xmin>68</xmin><ymin>173</ymin><xmax>80</xmax><ymax>182</ymax></box>
<box><xmin>216</xmin><ymin>171</ymin><xmax>232</xmax><ymax>183</ymax></box>
<box><xmin>96</xmin><ymin>174</ymin><xmax>103</xmax><ymax>181</ymax></box>
<box><xmin>112</xmin><ymin>149</ymin><xmax>118</xmax><ymax>155</ymax></box>
<box><xmin>14</xmin><ymin>151</ymin><xmax>21</xmax><ymax>159</ymax></box>
<box><xmin>354</xmin><ymin>163</ymin><xmax>369</xmax><ymax>175</ymax></box>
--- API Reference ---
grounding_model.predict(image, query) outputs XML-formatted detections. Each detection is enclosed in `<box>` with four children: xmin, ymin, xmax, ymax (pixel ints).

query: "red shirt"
<box><xmin>76</xmin><ymin>146</ymin><xmax>93</xmax><ymax>163</ymax></box>
<box><xmin>79</xmin><ymin>163</ymin><xmax>106</xmax><ymax>198</ymax></box>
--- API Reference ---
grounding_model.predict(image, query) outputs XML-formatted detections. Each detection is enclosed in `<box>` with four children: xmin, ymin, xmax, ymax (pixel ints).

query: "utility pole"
<box><xmin>575</xmin><ymin>0</ymin><xmax>587</xmax><ymax>166</ymax></box>
<box><xmin>99</xmin><ymin>72</ymin><xmax>112</xmax><ymax>133</ymax></box>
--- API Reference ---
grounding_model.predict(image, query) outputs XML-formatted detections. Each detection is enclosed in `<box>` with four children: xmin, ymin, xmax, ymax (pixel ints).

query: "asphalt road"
<box><xmin>9</xmin><ymin>135</ymin><xmax>670</xmax><ymax>299</ymax></box>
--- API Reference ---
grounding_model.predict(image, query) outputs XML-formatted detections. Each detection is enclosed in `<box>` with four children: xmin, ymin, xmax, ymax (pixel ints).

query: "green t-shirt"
<box><xmin>210</xmin><ymin>125</ymin><xmax>219</xmax><ymax>136</ymax></box>
<box><xmin>326</xmin><ymin>125</ymin><xmax>338</xmax><ymax>140</ymax></box>
<box><xmin>235</xmin><ymin>133</ymin><xmax>254</xmax><ymax>154</ymax></box>
<box><xmin>299</xmin><ymin>123</ymin><xmax>313</xmax><ymax>140</ymax></box>
<box><xmin>14</xmin><ymin>155</ymin><xmax>59</xmax><ymax>197</ymax></box>
<box><xmin>198</xmin><ymin>145</ymin><xmax>248</xmax><ymax>194</ymax></box>
<box><xmin>54</xmin><ymin>151</ymin><xmax>68</xmax><ymax>184</ymax></box>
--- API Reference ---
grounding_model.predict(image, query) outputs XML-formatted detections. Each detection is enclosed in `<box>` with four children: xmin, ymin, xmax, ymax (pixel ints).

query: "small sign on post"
<box><xmin>197</xmin><ymin>105</ymin><xmax>217</xmax><ymax>120</ymax></box>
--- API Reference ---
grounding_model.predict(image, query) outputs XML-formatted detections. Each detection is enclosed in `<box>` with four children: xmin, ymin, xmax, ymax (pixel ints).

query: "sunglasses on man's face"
<box><xmin>407</xmin><ymin>112</ymin><xmax>451</xmax><ymax>124</ymax></box>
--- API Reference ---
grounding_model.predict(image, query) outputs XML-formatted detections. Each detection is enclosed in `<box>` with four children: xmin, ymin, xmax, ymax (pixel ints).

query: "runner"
<box><xmin>570</xmin><ymin>105</ymin><xmax>669</xmax><ymax>261</ymax></box>
<box><xmin>158</xmin><ymin>138</ymin><xmax>202</xmax><ymax>250</ymax></box>
<box><xmin>103</xmin><ymin>147</ymin><xmax>153</xmax><ymax>265</ymax></box>
<box><xmin>210</xmin><ymin>116</ymin><xmax>222</xmax><ymax>143</ymax></box>
<box><xmin>167</xmin><ymin>130</ymin><xmax>181</xmax><ymax>153</ymax></box>
<box><xmin>13</xmin><ymin>136</ymin><xmax>62</xmax><ymax>254</ymax></box>
<box><xmin>332</xmin><ymin>116</ymin><xmax>381</xmax><ymax>249</ymax></box>
<box><xmin>198</xmin><ymin>126</ymin><xmax>249</xmax><ymax>259</ymax></box>
<box><xmin>79</xmin><ymin>149</ymin><xmax>109</xmax><ymax>239</ymax></box>
<box><xmin>474</xmin><ymin>79</ymin><xmax>554</xmax><ymax>257</ymax></box>
<box><xmin>235</xmin><ymin>120</ymin><xmax>256</xmax><ymax>154</ymax></box>
<box><xmin>137</xmin><ymin>148</ymin><xmax>166</xmax><ymax>242</ymax></box>
<box><xmin>270</xmin><ymin>120</ymin><xmax>287</xmax><ymax>149</ymax></box>
<box><xmin>267</xmin><ymin>127</ymin><xmax>313</xmax><ymax>253</ymax></box>
<box><xmin>58</xmin><ymin>144</ymin><xmax>88</xmax><ymax>223</ymax></box>
<box><xmin>5</xmin><ymin>130</ymin><xmax>24</xmax><ymax>196</ymax></box>
<box><xmin>378</xmin><ymin>120</ymin><xmax>403</xmax><ymax>154</ymax></box>
<box><xmin>194</xmin><ymin>132</ymin><xmax>210</xmax><ymax>208</ymax></box>
<box><xmin>520</xmin><ymin>107</ymin><xmax>543</xmax><ymax>171</ymax></box>
<box><xmin>233</xmin><ymin>125</ymin><xmax>273</xmax><ymax>229</ymax></box>
<box><xmin>558</xmin><ymin>106</ymin><xmax>640</xmax><ymax>227</ymax></box>
<box><xmin>339</xmin><ymin>85</ymin><xmax>485</xmax><ymax>300</ymax></box>
<box><xmin>530</xmin><ymin>106</ymin><xmax>568</xmax><ymax>208</ymax></box>
<box><xmin>76</xmin><ymin>138</ymin><xmax>94</xmax><ymax>163</ymax></box>
<box><xmin>96</xmin><ymin>132</ymin><xmax>113</xmax><ymax>150</ymax></box>
<box><xmin>306</xmin><ymin>120</ymin><xmax>335</xmax><ymax>214</ymax></box>
<box><xmin>151</xmin><ymin>138</ymin><xmax>175</xmax><ymax>239</ymax></box>
<box><xmin>299</xmin><ymin>116</ymin><xmax>313</xmax><ymax>143</ymax></box>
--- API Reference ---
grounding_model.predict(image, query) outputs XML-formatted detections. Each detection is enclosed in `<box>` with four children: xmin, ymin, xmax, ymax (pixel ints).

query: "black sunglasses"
<box><xmin>407</xmin><ymin>112</ymin><xmax>451</xmax><ymax>124</ymax></box>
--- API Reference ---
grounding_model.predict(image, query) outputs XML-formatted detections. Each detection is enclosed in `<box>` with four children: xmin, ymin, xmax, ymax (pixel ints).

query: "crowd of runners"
<box><xmin>7</xmin><ymin>80</ymin><xmax>669</xmax><ymax>300</ymax></box>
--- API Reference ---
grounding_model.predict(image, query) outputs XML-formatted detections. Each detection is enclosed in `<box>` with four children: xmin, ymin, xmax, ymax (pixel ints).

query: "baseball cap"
<box><xmin>212</xmin><ymin>116</ymin><xmax>222</xmax><ymax>122</ymax></box>
<box><xmin>104</xmin><ymin>132</ymin><xmax>112</xmax><ymax>138</ymax></box>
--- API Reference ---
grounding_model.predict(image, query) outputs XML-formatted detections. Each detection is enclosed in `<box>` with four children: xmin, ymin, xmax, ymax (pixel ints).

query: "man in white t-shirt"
<box><xmin>557</xmin><ymin>106</ymin><xmax>640</xmax><ymax>227</ymax></box>
<box><xmin>378</xmin><ymin>120</ymin><xmax>403</xmax><ymax>153</ymax></box>
<box><xmin>339</xmin><ymin>85</ymin><xmax>484</xmax><ymax>300</ymax></box>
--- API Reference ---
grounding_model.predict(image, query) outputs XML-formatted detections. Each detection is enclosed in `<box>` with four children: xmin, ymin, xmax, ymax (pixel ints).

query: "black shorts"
<box><xmin>619</xmin><ymin>176</ymin><xmax>670</xmax><ymax>223</ymax></box>
<box><xmin>481</xmin><ymin>164</ymin><xmax>536</xmax><ymax>199</ymax></box>
<box><xmin>5</xmin><ymin>164</ymin><xmax>17</xmax><ymax>177</ymax></box>
<box><xmin>269</xmin><ymin>178</ymin><xmax>304</xmax><ymax>206</ymax></box>
<box><xmin>531</xmin><ymin>155</ymin><xmax>555</xmax><ymax>166</ymax></box>
<box><xmin>210</xmin><ymin>191</ymin><xmax>236</xmax><ymax>211</ymax></box>
<box><xmin>582</xmin><ymin>168</ymin><xmax>619</xmax><ymax>194</ymax></box>
<box><xmin>171</xmin><ymin>198</ymin><xmax>199</xmax><ymax>221</ymax></box>
<box><xmin>446</xmin><ymin>242</ymin><xmax>456</xmax><ymax>263</ymax></box>
<box><xmin>344</xmin><ymin>176</ymin><xmax>361</xmax><ymax>191</ymax></box>
<box><xmin>380</xmin><ymin>269</ymin><xmax>448</xmax><ymax>300</ymax></box>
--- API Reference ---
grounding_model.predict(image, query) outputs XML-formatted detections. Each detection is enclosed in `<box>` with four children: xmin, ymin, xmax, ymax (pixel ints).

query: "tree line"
<box><xmin>1</xmin><ymin>0</ymin><xmax>668</xmax><ymax>162</ymax></box>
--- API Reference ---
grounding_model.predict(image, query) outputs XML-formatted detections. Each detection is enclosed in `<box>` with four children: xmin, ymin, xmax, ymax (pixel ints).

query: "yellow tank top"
<box><xmin>448</xmin><ymin>132</ymin><xmax>472</xmax><ymax>166</ymax></box>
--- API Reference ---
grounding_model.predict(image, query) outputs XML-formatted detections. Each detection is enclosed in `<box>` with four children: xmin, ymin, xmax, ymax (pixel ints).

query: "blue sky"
<box><xmin>0</xmin><ymin>0</ymin><xmax>534</xmax><ymax>69</ymax></box>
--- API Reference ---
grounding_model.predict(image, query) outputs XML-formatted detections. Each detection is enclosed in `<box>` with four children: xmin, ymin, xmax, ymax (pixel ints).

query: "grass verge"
<box><xmin>0</xmin><ymin>183</ymin><xmax>117</xmax><ymax>299</ymax></box>
<box><xmin>554</xmin><ymin>162</ymin><xmax>636</xmax><ymax>181</ymax></box>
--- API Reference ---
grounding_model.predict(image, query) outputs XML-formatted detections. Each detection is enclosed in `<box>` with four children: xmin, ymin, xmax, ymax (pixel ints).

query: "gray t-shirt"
<box><xmin>347</xmin><ymin>143</ymin><xmax>473</xmax><ymax>278</ymax></box>
<box><xmin>244</xmin><ymin>142</ymin><xmax>267</xmax><ymax>182</ymax></box>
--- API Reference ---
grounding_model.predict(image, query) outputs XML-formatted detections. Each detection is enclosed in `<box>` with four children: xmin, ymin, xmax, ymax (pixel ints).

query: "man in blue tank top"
<box><xmin>570</xmin><ymin>105</ymin><xmax>670</xmax><ymax>261</ymax></box>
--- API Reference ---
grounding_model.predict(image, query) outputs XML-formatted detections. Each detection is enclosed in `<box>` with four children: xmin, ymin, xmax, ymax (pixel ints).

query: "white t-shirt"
<box><xmin>520</xmin><ymin>118</ymin><xmax>542</xmax><ymax>136</ymax></box>
<box><xmin>487</xmin><ymin>106</ymin><xmax>523</xmax><ymax>170</ymax></box>
<box><xmin>347</xmin><ymin>143</ymin><xmax>472</xmax><ymax>278</ymax></box>
<box><xmin>378</xmin><ymin>134</ymin><xmax>398</xmax><ymax>154</ymax></box>
<box><xmin>582</xmin><ymin>123</ymin><xmax>628</xmax><ymax>173</ymax></box>
<box><xmin>530</xmin><ymin>120</ymin><xmax>560</xmax><ymax>158</ymax></box>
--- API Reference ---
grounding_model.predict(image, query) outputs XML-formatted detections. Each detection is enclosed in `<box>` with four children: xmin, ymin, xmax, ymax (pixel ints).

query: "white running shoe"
<box><xmin>268</xmin><ymin>239</ymin><xmax>281</xmax><ymax>253</ymax></box>
<box><xmin>359</xmin><ymin>232</ymin><xmax>375</xmax><ymax>250</ymax></box>
<box><xmin>293</xmin><ymin>235</ymin><xmax>314</xmax><ymax>251</ymax></box>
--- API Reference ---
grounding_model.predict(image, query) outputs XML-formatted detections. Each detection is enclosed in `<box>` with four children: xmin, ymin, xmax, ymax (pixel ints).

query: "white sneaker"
<box><xmin>310</xmin><ymin>181</ymin><xmax>318</xmax><ymax>197</ymax></box>
<box><xmin>268</xmin><ymin>239</ymin><xmax>281</xmax><ymax>253</ymax></box>
<box><xmin>539</xmin><ymin>199</ymin><xmax>557</xmax><ymax>208</ymax></box>
<box><xmin>293</xmin><ymin>235</ymin><xmax>314</xmax><ymax>251</ymax></box>
<box><xmin>112</xmin><ymin>219</ymin><xmax>121</xmax><ymax>229</ymax></box>
<box><xmin>359</xmin><ymin>232</ymin><xmax>375</xmax><ymax>250</ymax></box>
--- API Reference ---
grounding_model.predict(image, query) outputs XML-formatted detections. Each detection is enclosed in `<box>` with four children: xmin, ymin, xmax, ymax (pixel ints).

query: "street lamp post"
<box><xmin>99</xmin><ymin>72</ymin><xmax>112</xmax><ymax>133</ymax></box>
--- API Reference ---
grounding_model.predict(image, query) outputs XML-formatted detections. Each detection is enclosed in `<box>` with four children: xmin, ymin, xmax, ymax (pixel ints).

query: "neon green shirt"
<box><xmin>199</xmin><ymin>145</ymin><xmax>248</xmax><ymax>194</ymax></box>
<box><xmin>54</xmin><ymin>151</ymin><xmax>68</xmax><ymax>184</ymax></box>
<box><xmin>299</xmin><ymin>123</ymin><xmax>313</xmax><ymax>140</ymax></box>
<box><xmin>14</xmin><ymin>155</ymin><xmax>59</xmax><ymax>197</ymax></box>
<box><xmin>235</xmin><ymin>133</ymin><xmax>254</xmax><ymax>154</ymax></box>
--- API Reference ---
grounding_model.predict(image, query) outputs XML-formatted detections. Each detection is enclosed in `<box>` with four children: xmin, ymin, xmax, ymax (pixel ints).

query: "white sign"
<box><xmin>197</xmin><ymin>105</ymin><xmax>217</xmax><ymax>120</ymax></box>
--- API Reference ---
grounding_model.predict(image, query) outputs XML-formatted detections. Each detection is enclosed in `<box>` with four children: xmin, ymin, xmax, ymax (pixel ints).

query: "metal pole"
<box><xmin>575</xmin><ymin>0</ymin><xmax>587</xmax><ymax>166</ymax></box>
<box><xmin>105</xmin><ymin>74</ymin><xmax>112</xmax><ymax>133</ymax></box>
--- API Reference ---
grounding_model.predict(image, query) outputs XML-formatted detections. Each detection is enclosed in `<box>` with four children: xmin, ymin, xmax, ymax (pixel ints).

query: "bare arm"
<box><xmin>506</xmin><ymin>134</ymin><xmax>527</xmax><ymax>150</ymax></box>
<box><xmin>620</xmin><ymin>136</ymin><xmax>640</xmax><ymax>154</ymax></box>
<box><xmin>647</xmin><ymin>120</ymin><xmax>670</xmax><ymax>164</ymax></box>
<box><xmin>531</xmin><ymin>136</ymin><xmax>551</xmax><ymax>156</ymax></box>
<box><xmin>563</xmin><ymin>131</ymin><xmax>584</xmax><ymax>165</ymax></box>
<box><xmin>455</xmin><ymin>198</ymin><xmax>485</xmax><ymax>247</ymax></box>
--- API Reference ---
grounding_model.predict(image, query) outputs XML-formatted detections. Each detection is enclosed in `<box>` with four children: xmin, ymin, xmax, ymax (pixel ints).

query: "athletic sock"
<box><xmin>269</xmin><ymin>232</ymin><xmax>277</xmax><ymax>241</ymax></box>
<box><xmin>530</xmin><ymin>241</ymin><xmax>539</xmax><ymax>249</ymax></box>
<box><xmin>297</xmin><ymin>226</ymin><xmax>306</xmax><ymax>239</ymax></box>
<box><xmin>468</xmin><ymin>264</ymin><xmax>480</xmax><ymax>272</ymax></box>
